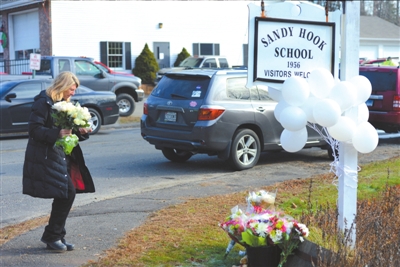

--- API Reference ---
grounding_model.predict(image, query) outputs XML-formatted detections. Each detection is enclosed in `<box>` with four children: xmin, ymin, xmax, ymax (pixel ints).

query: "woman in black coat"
<box><xmin>23</xmin><ymin>71</ymin><xmax>95</xmax><ymax>253</ymax></box>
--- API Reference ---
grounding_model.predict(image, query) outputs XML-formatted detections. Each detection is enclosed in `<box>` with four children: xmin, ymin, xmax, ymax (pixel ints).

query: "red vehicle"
<box><xmin>94</xmin><ymin>61</ymin><xmax>134</xmax><ymax>76</ymax></box>
<box><xmin>360</xmin><ymin>66</ymin><xmax>400</xmax><ymax>133</ymax></box>
<box><xmin>361</xmin><ymin>57</ymin><xmax>399</xmax><ymax>66</ymax></box>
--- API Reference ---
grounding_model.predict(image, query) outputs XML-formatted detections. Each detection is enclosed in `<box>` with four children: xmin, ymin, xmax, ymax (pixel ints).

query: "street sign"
<box><xmin>29</xmin><ymin>53</ymin><xmax>41</xmax><ymax>70</ymax></box>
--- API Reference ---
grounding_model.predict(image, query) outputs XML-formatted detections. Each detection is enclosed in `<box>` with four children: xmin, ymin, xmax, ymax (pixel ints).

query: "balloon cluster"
<box><xmin>273</xmin><ymin>68</ymin><xmax>378</xmax><ymax>154</ymax></box>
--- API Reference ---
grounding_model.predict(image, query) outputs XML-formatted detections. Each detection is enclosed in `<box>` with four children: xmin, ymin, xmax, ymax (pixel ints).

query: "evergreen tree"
<box><xmin>133</xmin><ymin>43</ymin><xmax>159</xmax><ymax>84</ymax></box>
<box><xmin>173</xmin><ymin>48</ymin><xmax>191</xmax><ymax>67</ymax></box>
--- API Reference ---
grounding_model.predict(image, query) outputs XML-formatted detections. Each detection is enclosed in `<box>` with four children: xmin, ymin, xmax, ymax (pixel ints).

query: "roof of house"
<box><xmin>360</xmin><ymin>16</ymin><xmax>400</xmax><ymax>39</ymax></box>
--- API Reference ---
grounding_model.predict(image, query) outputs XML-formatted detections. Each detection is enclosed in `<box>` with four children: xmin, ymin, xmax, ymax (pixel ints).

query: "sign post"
<box><xmin>338</xmin><ymin>0</ymin><xmax>360</xmax><ymax>247</ymax></box>
<box><xmin>29</xmin><ymin>53</ymin><xmax>41</xmax><ymax>79</ymax></box>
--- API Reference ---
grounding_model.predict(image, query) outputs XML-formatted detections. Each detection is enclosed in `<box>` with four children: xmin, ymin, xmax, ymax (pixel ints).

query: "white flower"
<box><xmin>271</xmin><ymin>229</ymin><xmax>283</xmax><ymax>243</ymax></box>
<box><xmin>297</xmin><ymin>223</ymin><xmax>309</xmax><ymax>237</ymax></box>
<box><xmin>255</xmin><ymin>222</ymin><xmax>268</xmax><ymax>237</ymax></box>
<box><xmin>286</xmin><ymin>221</ymin><xmax>294</xmax><ymax>234</ymax></box>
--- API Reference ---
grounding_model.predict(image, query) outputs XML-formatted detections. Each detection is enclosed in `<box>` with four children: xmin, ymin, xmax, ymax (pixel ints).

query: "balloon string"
<box><xmin>306</xmin><ymin>123</ymin><xmax>359</xmax><ymax>189</ymax></box>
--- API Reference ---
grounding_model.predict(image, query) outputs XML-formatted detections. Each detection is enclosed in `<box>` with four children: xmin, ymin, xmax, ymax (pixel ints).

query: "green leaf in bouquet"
<box><xmin>55</xmin><ymin>134</ymin><xmax>79</xmax><ymax>155</ymax></box>
<box><xmin>241</xmin><ymin>229</ymin><xmax>267</xmax><ymax>247</ymax></box>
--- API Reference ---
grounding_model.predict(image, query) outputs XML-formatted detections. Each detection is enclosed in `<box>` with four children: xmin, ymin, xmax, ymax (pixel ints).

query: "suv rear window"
<box><xmin>360</xmin><ymin>71</ymin><xmax>397</xmax><ymax>91</ymax></box>
<box><xmin>151</xmin><ymin>74</ymin><xmax>210</xmax><ymax>100</ymax></box>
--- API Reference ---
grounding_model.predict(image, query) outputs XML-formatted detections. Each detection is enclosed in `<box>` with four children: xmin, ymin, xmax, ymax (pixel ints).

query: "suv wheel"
<box><xmin>88</xmin><ymin>108</ymin><xmax>102</xmax><ymax>135</ymax></box>
<box><xmin>162</xmin><ymin>148</ymin><xmax>192</xmax><ymax>163</ymax></box>
<box><xmin>116</xmin><ymin>93</ymin><xmax>135</xmax><ymax>117</ymax></box>
<box><xmin>229</xmin><ymin>129</ymin><xmax>261</xmax><ymax>171</ymax></box>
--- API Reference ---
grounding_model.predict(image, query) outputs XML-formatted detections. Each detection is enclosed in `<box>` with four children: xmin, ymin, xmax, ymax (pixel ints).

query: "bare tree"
<box><xmin>307</xmin><ymin>0</ymin><xmax>342</xmax><ymax>12</ymax></box>
<box><xmin>308</xmin><ymin>0</ymin><xmax>400</xmax><ymax>25</ymax></box>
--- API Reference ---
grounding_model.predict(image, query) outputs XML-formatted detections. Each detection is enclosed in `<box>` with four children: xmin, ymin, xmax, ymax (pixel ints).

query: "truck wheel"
<box><xmin>162</xmin><ymin>148</ymin><xmax>192</xmax><ymax>163</ymax></box>
<box><xmin>88</xmin><ymin>108</ymin><xmax>102</xmax><ymax>135</ymax></box>
<box><xmin>229</xmin><ymin>129</ymin><xmax>260</xmax><ymax>171</ymax></box>
<box><xmin>116</xmin><ymin>93</ymin><xmax>135</xmax><ymax>117</ymax></box>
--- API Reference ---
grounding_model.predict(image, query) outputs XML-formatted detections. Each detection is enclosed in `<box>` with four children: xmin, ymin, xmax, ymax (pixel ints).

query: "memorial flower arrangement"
<box><xmin>219</xmin><ymin>190</ymin><xmax>309</xmax><ymax>267</ymax></box>
<box><xmin>52</xmin><ymin>101</ymin><xmax>91</xmax><ymax>155</ymax></box>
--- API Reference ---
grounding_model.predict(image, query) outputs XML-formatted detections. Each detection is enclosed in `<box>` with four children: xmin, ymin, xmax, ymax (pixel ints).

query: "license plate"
<box><xmin>164</xmin><ymin>111</ymin><xmax>177</xmax><ymax>122</ymax></box>
<box><xmin>366</xmin><ymin>99</ymin><xmax>373</xmax><ymax>107</ymax></box>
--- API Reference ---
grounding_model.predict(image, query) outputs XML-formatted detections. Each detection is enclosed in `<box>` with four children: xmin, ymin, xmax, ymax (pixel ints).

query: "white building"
<box><xmin>359</xmin><ymin>15</ymin><xmax>400</xmax><ymax>61</ymax></box>
<box><xmin>0</xmin><ymin>1</ymin><xmax>399</xmax><ymax>74</ymax></box>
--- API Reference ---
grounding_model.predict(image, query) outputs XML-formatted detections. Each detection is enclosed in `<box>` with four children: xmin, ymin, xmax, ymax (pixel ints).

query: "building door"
<box><xmin>153</xmin><ymin>42</ymin><xmax>170</xmax><ymax>68</ymax></box>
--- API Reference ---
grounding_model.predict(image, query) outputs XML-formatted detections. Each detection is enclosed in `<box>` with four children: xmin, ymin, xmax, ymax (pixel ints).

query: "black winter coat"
<box><xmin>23</xmin><ymin>90</ymin><xmax>95</xmax><ymax>199</ymax></box>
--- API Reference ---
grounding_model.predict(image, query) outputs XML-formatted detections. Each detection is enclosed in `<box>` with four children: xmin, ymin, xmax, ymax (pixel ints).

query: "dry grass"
<box><xmin>308</xmin><ymin>183</ymin><xmax>400</xmax><ymax>266</ymax></box>
<box><xmin>82</xmin><ymin>158</ymin><xmax>400</xmax><ymax>267</ymax></box>
<box><xmin>118</xmin><ymin>116</ymin><xmax>141</xmax><ymax>124</ymax></box>
<box><xmin>0</xmin><ymin>216</ymin><xmax>49</xmax><ymax>246</ymax></box>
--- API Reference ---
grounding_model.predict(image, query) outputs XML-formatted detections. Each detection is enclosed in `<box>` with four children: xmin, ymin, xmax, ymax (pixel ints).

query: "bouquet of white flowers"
<box><xmin>52</xmin><ymin>101</ymin><xmax>91</xmax><ymax>155</ymax></box>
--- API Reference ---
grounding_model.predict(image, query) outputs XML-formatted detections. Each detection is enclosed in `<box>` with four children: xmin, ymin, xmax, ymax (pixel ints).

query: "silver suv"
<box><xmin>141</xmin><ymin>69</ymin><xmax>328</xmax><ymax>170</ymax></box>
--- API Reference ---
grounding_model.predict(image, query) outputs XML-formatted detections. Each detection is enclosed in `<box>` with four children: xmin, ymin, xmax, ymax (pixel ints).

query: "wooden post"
<box><xmin>338</xmin><ymin>1</ymin><xmax>360</xmax><ymax>247</ymax></box>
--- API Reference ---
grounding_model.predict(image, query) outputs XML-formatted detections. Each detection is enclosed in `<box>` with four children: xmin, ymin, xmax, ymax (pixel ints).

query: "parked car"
<box><xmin>361</xmin><ymin>57</ymin><xmax>399</xmax><ymax>66</ymax></box>
<box><xmin>0</xmin><ymin>79</ymin><xmax>119</xmax><ymax>135</ymax></box>
<box><xmin>2</xmin><ymin>56</ymin><xmax>144</xmax><ymax>117</ymax></box>
<box><xmin>141</xmin><ymin>69</ymin><xmax>329</xmax><ymax>171</ymax></box>
<box><xmin>361</xmin><ymin>65</ymin><xmax>400</xmax><ymax>133</ymax></box>
<box><xmin>94</xmin><ymin>61</ymin><xmax>135</xmax><ymax>76</ymax></box>
<box><xmin>155</xmin><ymin>56</ymin><xmax>231</xmax><ymax>84</ymax></box>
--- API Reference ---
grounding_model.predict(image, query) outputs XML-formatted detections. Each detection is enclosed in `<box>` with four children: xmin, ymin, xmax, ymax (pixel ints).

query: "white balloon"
<box><xmin>327</xmin><ymin>116</ymin><xmax>357</xmax><ymax>141</ymax></box>
<box><xmin>300</xmin><ymin>96</ymin><xmax>319</xmax><ymax>123</ymax></box>
<box><xmin>274</xmin><ymin>101</ymin><xmax>290</xmax><ymax>122</ymax></box>
<box><xmin>282</xmin><ymin>77</ymin><xmax>310</xmax><ymax>106</ymax></box>
<box><xmin>357</xmin><ymin>103</ymin><xmax>370</xmax><ymax>123</ymax></box>
<box><xmin>308</xmin><ymin>68</ymin><xmax>335</xmax><ymax>99</ymax></box>
<box><xmin>280</xmin><ymin>106</ymin><xmax>307</xmax><ymax>131</ymax></box>
<box><xmin>350</xmin><ymin>75</ymin><xmax>372</xmax><ymax>105</ymax></box>
<box><xmin>346</xmin><ymin>103</ymin><xmax>369</xmax><ymax>125</ymax></box>
<box><xmin>329</xmin><ymin>81</ymin><xmax>357</xmax><ymax>112</ymax></box>
<box><xmin>280</xmin><ymin>127</ymin><xmax>308</xmax><ymax>153</ymax></box>
<box><xmin>352</xmin><ymin>122</ymin><xmax>379</xmax><ymax>153</ymax></box>
<box><xmin>313</xmin><ymin>99</ymin><xmax>341</xmax><ymax>127</ymax></box>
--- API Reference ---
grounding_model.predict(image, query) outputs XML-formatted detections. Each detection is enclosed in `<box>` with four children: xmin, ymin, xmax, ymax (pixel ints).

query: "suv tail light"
<box><xmin>198</xmin><ymin>107</ymin><xmax>225</xmax><ymax>121</ymax></box>
<box><xmin>394</xmin><ymin>95</ymin><xmax>400</xmax><ymax>111</ymax></box>
<box><xmin>143</xmin><ymin>102</ymin><xmax>148</xmax><ymax>115</ymax></box>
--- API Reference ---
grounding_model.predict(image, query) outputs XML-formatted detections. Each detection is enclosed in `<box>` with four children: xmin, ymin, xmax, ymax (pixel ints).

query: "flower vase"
<box><xmin>246</xmin><ymin>246</ymin><xmax>282</xmax><ymax>267</ymax></box>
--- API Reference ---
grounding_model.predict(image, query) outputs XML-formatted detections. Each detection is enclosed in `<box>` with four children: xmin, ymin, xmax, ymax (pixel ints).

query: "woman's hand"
<box><xmin>79</xmin><ymin>127</ymin><xmax>92</xmax><ymax>135</ymax></box>
<box><xmin>59</xmin><ymin>129</ymin><xmax>72</xmax><ymax>137</ymax></box>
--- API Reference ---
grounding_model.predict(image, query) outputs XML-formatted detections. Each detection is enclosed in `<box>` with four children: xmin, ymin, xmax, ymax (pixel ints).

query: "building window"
<box><xmin>192</xmin><ymin>43</ymin><xmax>220</xmax><ymax>56</ymax></box>
<box><xmin>100</xmin><ymin>41</ymin><xmax>131</xmax><ymax>70</ymax></box>
<box><xmin>107</xmin><ymin>42</ymin><xmax>123</xmax><ymax>68</ymax></box>
<box><xmin>15</xmin><ymin>48</ymin><xmax>40</xmax><ymax>60</ymax></box>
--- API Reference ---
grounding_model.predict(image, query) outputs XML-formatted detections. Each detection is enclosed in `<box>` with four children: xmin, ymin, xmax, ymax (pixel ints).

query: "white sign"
<box><xmin>253</xmin><ymin>17</ymin><xmax>335</xmax><ymax>84</ymax></box>
<box><xmin>29</xmin><ymin>53</ymin><xmax>41</xmax><ymax>70</ymax></box>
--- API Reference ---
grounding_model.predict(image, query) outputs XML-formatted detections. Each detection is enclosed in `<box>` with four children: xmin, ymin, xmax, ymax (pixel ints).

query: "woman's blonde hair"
<box><xmin>46</xmin><ymin>71</ymin><xmax>80</xmax><ymax>101</ymax></box>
